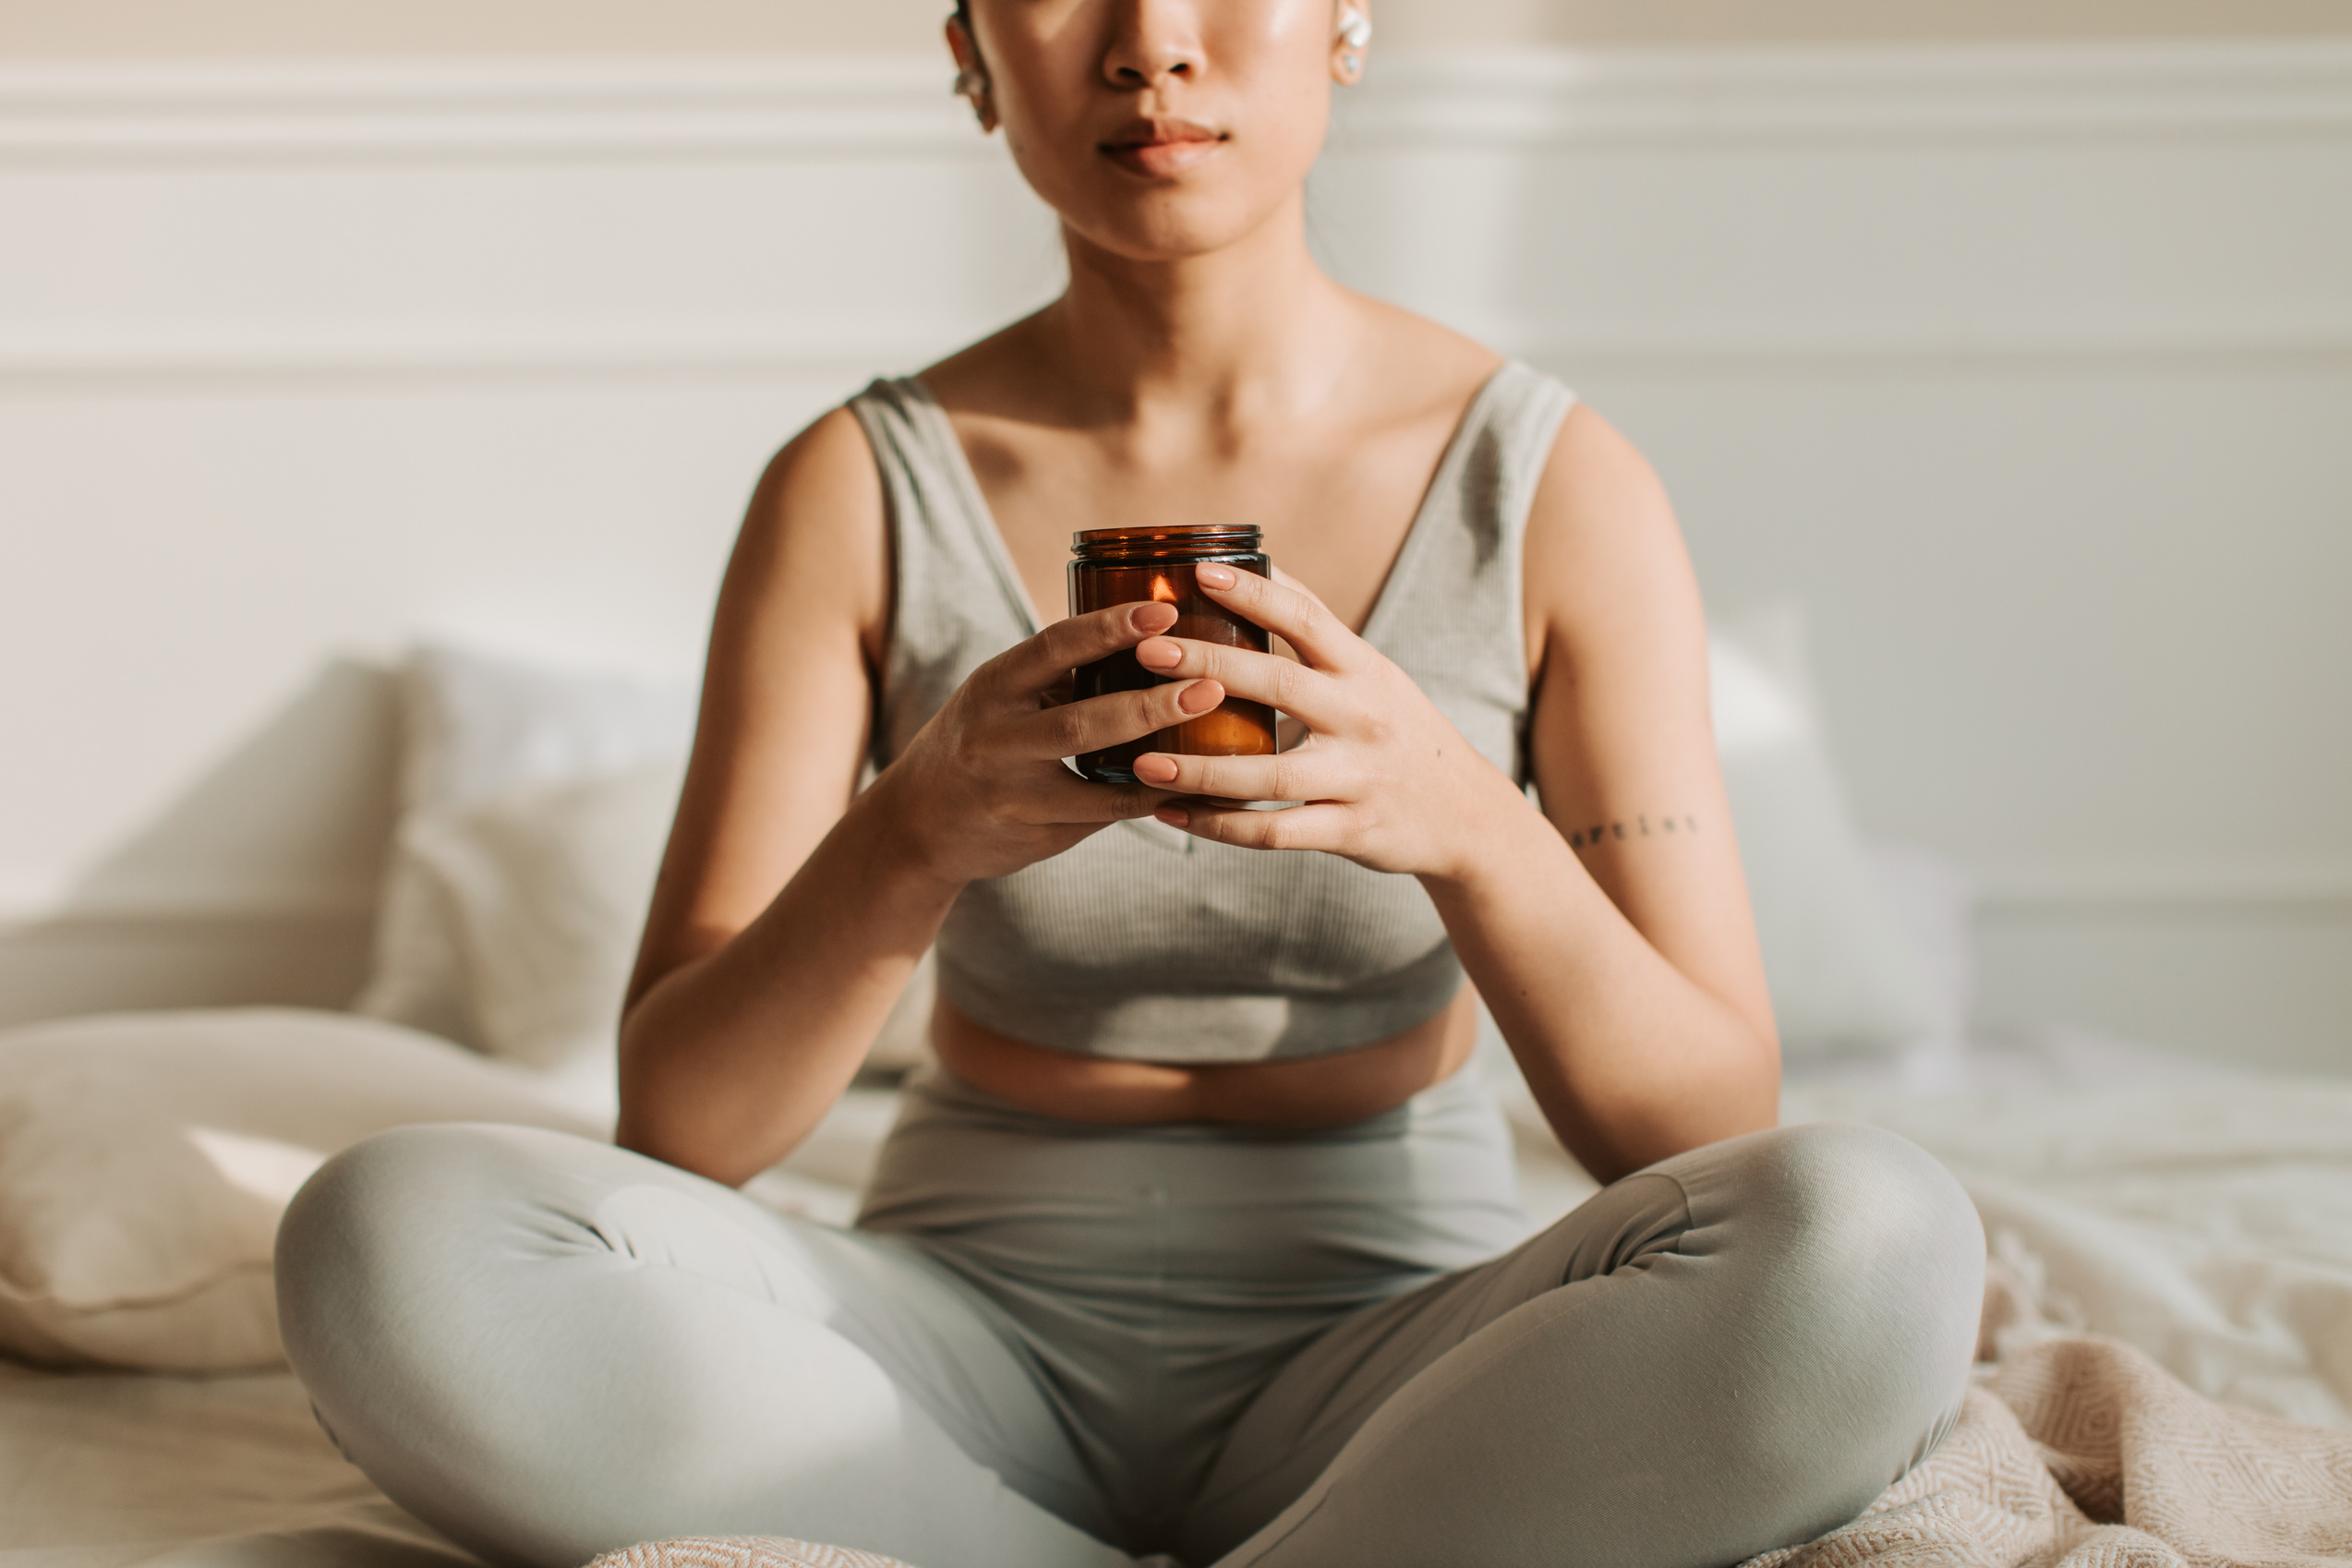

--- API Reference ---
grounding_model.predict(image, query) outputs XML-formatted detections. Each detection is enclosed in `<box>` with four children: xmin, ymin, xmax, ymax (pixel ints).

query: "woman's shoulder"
<box><xmin>726</xmin><ymin>406</ymin><xmax>891</xmax><ymax>657</ymax></box>
<box><xmin>745</xmin><ymin>404</ymin><xmax>885</xmax><ymax>538</ymax></box>
<box><xmin>1519</xmin><ymin>395</ymin><xmax>1691</xmax><ymax>681</ymax></box>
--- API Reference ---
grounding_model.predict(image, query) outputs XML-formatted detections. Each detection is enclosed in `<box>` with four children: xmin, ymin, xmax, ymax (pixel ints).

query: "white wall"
<box><xmin>2</xmin><ymin>42</ymin><xmax>2347</xmax><ymax>1068</ymax></box>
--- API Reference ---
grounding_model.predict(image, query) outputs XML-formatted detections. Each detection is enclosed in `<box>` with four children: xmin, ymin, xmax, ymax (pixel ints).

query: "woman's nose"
<box><xmin>1101</xmin><ymin>0</ymin><xmax>1204</xmax><ymax>90</ymax></box>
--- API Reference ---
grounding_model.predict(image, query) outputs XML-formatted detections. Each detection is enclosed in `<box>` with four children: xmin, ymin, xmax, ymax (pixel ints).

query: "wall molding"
<box><xmin>6</xmin><ymin>318</ymin><xmax>2351</xmax><ymax>387</ymax></box>
<box><xmin>1334</xmin><ymin>41</ymin><xmax>2352</xmax><ymax>150</ymax></box>
<box><xmin>0</xmin><ymin>58</ymin><xmax>985</xmax><ymax>163</ymax></box>
<box><xmin>0</xmin><ymin>318</ymin><xmax>993</xmax><ymax>385</ymax></box>
<box><xmin>3</xmin><ymin>41</ymin><xmax>2349</xmax><ymax>165</ymax></box>
<box><xmin>1976</xmin><ymin>864</ymin><xmax>2352</xmax><ymax>920</ymax></box>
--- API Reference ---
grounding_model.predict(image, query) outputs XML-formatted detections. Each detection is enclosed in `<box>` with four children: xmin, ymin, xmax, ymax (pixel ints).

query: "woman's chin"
<box><xmin>1058</xmin><ymin>189</ymin><xmax>1301</xmax><ymax>268</ymax></box>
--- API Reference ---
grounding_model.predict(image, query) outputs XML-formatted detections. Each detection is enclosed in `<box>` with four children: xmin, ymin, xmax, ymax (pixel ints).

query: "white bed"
<box><xmin>5</xmin><ymin>638</ymin><xmax>2346</xmax><ymax>1567</ymax></box>
<box><xmin>8</xmin><ymin>1039</ymin><xmax>2351</xmax><ymax>1568</ymax></box>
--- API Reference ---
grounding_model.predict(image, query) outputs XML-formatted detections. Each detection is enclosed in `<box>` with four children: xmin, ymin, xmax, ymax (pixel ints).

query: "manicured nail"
<box><xmin>1130</xmin><ymin>601</ymin><xmax>1177</xmax><ymax>630</ymax></box>
<box><xmin>1156</xmin><ymin>805</ymin><xmax>1190</xmax><ymax>829</ymax></box>
<box><xmin>1136</xmin><ymin>637</ymin><xmax>1180</xmax><ymax>671</ymax></box>
<box><xmin>1135</xmin><ymin>754</ymin><xmax>1179</xmax><ymax>784</ymax></box>
<box><xmin>1196</xmin><ymin>563</ymin><xmax>1236</xmax><ymax>590</ymax></box>
<box><xmin>1177</xmin><ymin>679</ymin><xmax>1223</xmax><ymax>715</ymax></box>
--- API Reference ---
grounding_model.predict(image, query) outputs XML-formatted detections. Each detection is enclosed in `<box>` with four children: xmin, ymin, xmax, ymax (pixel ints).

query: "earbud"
<box><xmin>953</xmin><ymin>64</ymin><xmax>987</xmax><ymax>103</ymax></box>
<box><xmin>1335</xmin><ymin>6</ymin><xmax>1370</xmax><ymax>78</ymax></box>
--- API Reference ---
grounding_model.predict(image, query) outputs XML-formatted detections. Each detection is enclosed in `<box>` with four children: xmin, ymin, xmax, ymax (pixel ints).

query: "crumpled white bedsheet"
<box><xmin>1785</xmin><ymin>1073</ymin><xmax>2352</xmax><ymax>1429</ymax></box>
<box><xmin>1495</xmin><ymin>1028</ymin><xmax>2352</xmax><ymax>1432</ymax></box>
<box><xmin>8</xmin><ymin>1043</ymin><xmax>2351</xmax><ymax>1567</ymax></box>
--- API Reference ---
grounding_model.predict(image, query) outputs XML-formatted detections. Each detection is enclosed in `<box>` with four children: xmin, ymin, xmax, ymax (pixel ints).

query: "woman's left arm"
<box><xmin>1132</xmin><ymin>405</ymin><xmax>1779</xmax><ymax>1182</ymax></box>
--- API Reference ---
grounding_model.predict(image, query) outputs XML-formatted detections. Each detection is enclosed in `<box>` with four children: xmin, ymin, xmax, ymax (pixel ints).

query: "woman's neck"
<box><xmin>1034</xmin><ymin>193</ymin><xmax>1361</xmax><ymax>437</ymax></box>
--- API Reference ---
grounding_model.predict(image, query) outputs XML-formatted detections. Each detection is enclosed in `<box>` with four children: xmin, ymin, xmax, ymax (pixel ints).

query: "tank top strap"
<box><xmin>1366</xmin><ymin>360</ymin><xmax>1577</xmax><ymax>787</ymax></box>
<box><xmin>847</xmin><ymin>376</ymin><xmax>1039</xmax><ymax>771</ymax></box>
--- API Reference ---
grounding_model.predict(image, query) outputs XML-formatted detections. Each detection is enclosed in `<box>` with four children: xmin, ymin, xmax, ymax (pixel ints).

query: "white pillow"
<box><xmin>354</xmin><ymin>643</ymin><xmax>697</xmax><ymax>1047</ymax></box>
<box><xmin>413</xmin><ymin>764</ymin><xmax>936</xmax><ymax>1118</ymax></box>
<box><xmin>1709</xmin><ymin>607</ymin><xmax>1952</xmax><ymax>1055</ymax></box>
<box><xmin>0</xmin><ymin>1008</ymin><xmax>599</xmax><ymax>1373</ymax></box>
<box><xmin>406</xmin><ymin>763</ymin><xmax>685</xmax><ymax>1119</ymax></box>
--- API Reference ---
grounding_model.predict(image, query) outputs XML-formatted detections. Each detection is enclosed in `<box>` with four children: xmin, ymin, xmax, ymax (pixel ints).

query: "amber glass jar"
<box><xmin>1067</xmin><ymin>524</ymin><xmax>1278</xmax><ymax>785</ymax></box>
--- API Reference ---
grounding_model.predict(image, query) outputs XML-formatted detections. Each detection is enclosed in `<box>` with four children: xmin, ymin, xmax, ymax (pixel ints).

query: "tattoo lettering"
<box><xmin>1569</xmin><ymin>814</ymin><xmax>1699</xmax><ymax>850</ymax></box>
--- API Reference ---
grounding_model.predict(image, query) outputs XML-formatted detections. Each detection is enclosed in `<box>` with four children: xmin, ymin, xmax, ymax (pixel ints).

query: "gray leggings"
<box><xmin>275</xmin><ymin>1067</ymin><xmax>1984</xmax><ymax>1568</ymax></box>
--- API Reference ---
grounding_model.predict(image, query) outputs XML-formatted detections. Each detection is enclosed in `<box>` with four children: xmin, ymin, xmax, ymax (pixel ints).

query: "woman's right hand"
<box><xmin>871</xmin><ymin>598</ymin><xmax>1224</xmax><ymax>885</ymax></box>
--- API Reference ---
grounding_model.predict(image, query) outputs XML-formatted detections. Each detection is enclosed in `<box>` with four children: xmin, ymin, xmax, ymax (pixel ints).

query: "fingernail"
<box><xmin>1196</xmin><ymin>563</ymin><xmax>1236</xmax><ymax>589</ymax></box>
<box><xmin>1136</xmin><ymin>637</ymin><xmax>1180</xmax><ymax>670</ymax></box>
<box><xmin>1130</xmin><ymin>601</ymin><xmax>1177</xmax><ymax>629</ymax></box>
<box><xmin>1177</xmin><ymin>680</ymin><xmax>1223</xmax><ymax>715</ymax></box>
<box><xmin>1156</xmin><ymin>805</ymin><xmax>1190</xmax><ymax>829</ymax></box>
<box><xmin>1135</xmin><ymin>754</ymin><xmax>1178</xmax><ymax>784</ymax></box>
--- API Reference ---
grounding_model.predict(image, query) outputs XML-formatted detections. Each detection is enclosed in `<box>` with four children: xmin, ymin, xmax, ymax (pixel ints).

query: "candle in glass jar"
<box><xmin>1067</xmin><ymin>525</ymin><xmax>1278</xmax><ymax>785</ymax></box>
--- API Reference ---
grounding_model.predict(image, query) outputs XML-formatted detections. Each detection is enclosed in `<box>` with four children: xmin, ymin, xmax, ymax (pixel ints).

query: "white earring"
<box><xmin>953</xmin><ymin>64</ymin><xmax>987</xmax><ymax>103</ymax></box>
<box><xmin>1335</xmin><ymin>6</ymin><xmax>1369</xmax><ymax>78</ymax></box>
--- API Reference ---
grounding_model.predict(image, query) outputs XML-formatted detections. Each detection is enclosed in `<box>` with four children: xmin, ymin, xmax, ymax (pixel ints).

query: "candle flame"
<box><xmin>1149</xmin><ymin>574</ymin><xmax>1180</xmax><ymax>604</ymax></box>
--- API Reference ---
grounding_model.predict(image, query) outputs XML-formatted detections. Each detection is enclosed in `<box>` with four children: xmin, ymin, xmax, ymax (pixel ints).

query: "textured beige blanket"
<box><xmin>590</xmin><ymin>1336</ymin><xmax>2352</xmax><ymax>1568</ymax></box>
<box><xmin>1745</xmin><ymin>1336</ymin><xmax>2352</xmax><ymax>1567</ymax></box>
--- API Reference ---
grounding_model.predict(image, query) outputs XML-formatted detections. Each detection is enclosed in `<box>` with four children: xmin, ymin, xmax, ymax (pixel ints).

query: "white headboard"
<box><xmin>3</xmin><ymin>42</ymin><xmax>2347</xmax><ymax>1067</ymax></box>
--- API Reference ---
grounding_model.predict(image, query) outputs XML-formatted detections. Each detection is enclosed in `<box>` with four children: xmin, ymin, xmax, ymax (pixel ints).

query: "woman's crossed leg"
<box><xmin>276</xmin><ymin>1123</ymin><xmax>1134</xmax><ymax>1568</ymax></box>
<box><xmin>277</xmin><ymin>1119</ymin><xmax>1981</xmax><ymax>1568</ymax></box>
<box><xmin>1189</xmin><ymin>1121</ymin><xmax>1984</xmax><ymax>1567</ymax></box>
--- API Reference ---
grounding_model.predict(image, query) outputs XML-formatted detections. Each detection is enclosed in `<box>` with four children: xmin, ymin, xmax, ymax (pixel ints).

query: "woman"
<box><xmin>277</xmin><ymin>4</ymin><xmax>1984</xmax><ymax>1565</ymax></box>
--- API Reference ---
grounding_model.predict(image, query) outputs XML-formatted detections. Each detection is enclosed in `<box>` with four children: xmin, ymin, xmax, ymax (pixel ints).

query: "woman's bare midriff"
<box><xmin>931</xmin><ymin>987</ymin><xmax>1482</xmax><ymax>1127</ymax></box>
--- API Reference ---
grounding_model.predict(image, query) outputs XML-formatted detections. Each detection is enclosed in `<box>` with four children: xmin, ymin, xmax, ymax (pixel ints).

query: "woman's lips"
<box><xmin>1100</xmin><ymin>118</ymin><xmax>1225</xmax><ymax>178</ymax></box>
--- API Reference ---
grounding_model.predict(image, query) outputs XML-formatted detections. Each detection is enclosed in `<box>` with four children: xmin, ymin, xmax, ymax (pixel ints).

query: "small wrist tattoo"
<box><xmin>1569</xmin><ymin>813</ymin><xmax>1698</xmax><ymax>850</ymax></box>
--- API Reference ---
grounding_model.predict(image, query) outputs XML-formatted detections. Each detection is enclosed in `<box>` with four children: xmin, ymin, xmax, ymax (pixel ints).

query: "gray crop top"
<box><xmin>848</xmin><ymin>363</ymin><xmax>1575</xmax><ymax>1064</ymax></box>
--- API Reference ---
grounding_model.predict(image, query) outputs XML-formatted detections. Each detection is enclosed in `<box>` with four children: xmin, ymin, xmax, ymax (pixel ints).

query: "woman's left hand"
<box><xmin>1131</xmin><ymin>562</ymin><xmax>1532</xmax><ymax>878</ymax></box>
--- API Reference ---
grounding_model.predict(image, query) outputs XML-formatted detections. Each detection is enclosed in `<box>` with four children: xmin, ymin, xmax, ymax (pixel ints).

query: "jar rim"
<box><xmin>1071</xmin><ymin>523</ymin><xmax>1261</xmax><ymax>548</ymax></box>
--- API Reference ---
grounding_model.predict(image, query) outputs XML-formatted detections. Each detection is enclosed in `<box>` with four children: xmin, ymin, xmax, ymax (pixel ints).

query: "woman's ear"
<box><xmin>946</xmin><ymin>15</ymin><xmax>999</xmax><ymax>133</ymax></box>
<box><xmin>1332</xmin><ymin>3</ymin><xmax>1371</xmax><ymax>86</ymax></box>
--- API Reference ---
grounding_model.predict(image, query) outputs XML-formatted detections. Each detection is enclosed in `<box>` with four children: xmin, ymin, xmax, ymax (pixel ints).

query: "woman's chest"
<box><xmin>947</xmin><ymin>414</ymin><xmax>1459</xmax><ymax>633</ymax></box>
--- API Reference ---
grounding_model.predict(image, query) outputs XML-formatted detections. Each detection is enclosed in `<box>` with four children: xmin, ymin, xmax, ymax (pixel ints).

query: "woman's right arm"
<box><xmin>616</xmin><ymin>408</ymin><xmax>1210</xmax><ymax>1186</ymax></box>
